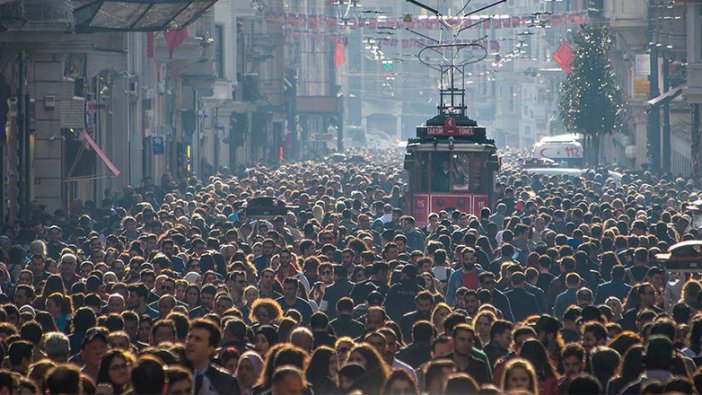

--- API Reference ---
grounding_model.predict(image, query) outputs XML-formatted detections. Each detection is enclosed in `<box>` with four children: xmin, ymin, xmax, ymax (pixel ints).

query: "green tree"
<box><xmin>559</xmin><ymin>25</ymin><xmax>625</xmax><ymax>167</ymax></box>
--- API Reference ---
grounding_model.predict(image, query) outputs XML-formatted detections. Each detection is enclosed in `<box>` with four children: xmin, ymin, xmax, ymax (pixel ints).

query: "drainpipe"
<box><xmin>693</xmin><ymin>104</ymin><xmax>701</xmax><ymax>176</ymax></box>
<box><xmin>662</xmin><ymin>56</ymin><xmax>670</xmax><ymax>174</ymax></box>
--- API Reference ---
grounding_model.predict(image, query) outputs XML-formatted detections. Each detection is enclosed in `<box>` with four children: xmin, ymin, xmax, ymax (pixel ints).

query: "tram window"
<box><xmin>432</xmin><ymin>153</ymin><xmax>451</xmax><ymax>192</ymax></box>
<box><xmin>450</xmin><ymin>153</ymin><xmax>485</xmax><ymax>193</ymax></box>
<box><xmin>417</xmin><ymin>152</ymin><xmax>431</xmax><ymax>192</ymax></box>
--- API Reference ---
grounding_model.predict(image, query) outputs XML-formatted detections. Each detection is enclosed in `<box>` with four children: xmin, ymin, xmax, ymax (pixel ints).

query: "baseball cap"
<box><xmin>82</xmin><ymin>327</ymin><xmax>109</xmax><ymax>349</ymax></box>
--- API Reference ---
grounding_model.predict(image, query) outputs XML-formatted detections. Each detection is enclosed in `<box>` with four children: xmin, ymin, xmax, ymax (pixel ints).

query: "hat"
<box><xmin>18</xmin><ymin>305</ymin><xmax>35</xmax><ymax>317</ymax></box>
<box><xmin>82</xmin><ymin>327</ymin><xmax>108</xmax><ymax>349</ymax></box>
<box><xmin>184</xmin><ymin>272</ymin><xmax>201</xmax><ymax>285</ymax></box>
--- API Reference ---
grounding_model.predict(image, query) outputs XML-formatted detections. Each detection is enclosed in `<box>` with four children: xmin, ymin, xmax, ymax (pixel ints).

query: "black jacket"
<box><xmin>399</xmin><ymin>310</ymin><xmax>431</xmax><ymax>342</ymax></box>
<box><xmin>396</xmin><ymin>341</ymin><xmax>432</xmax><ymax>369</ymax></box>
<box><xmin>445</xmin><ymin>352</ymin><xmax>493</xmax><ymax>385</ymax></box>
<box><xmin>384</xmin><ymin>279</ymin><xmax>423</xmax><ymax>323</ymax></box>
<box><xmin>321</xmin><ymin>279</ymin><xmax>355</xmax><ymax>319</ymax></box>
<box><xmin>201</xmin><ymin>363</ymin><xmax>239</xmax><ymax>395</ymax></box>
<box><xmin>504</xmin><ymin>287</ymin><xmax>540</xmax><ymax>323</ymax></box>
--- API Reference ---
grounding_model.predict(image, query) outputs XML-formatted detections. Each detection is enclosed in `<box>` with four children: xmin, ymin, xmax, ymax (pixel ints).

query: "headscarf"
<box><xmin>236</xmin><ymin>351</ymin><xmax>263</xmax><ymax>395</ymax></box>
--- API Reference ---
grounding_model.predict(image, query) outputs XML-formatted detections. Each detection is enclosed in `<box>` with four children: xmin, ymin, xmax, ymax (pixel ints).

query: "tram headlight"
<box><xmin>449</xmin><ymin>136</ymin><xmax>454</xmax><ymax>150</ymax></box>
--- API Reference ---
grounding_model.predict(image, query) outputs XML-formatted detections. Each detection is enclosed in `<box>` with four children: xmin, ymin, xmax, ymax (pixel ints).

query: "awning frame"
<box><xmin>646</xmin><ymin>84</ymin><xmax>686</xmax><ymax>111</ymax></box>
<box><xmin>74</xmin><ymin>0</ymin><xmax>218</xmax><ymax>33</ymax></box>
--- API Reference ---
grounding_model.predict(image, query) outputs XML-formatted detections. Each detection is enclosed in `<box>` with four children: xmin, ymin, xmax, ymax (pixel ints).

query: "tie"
<box><xmin>195</xmin><ymin>372</ymin><xmax>204</xmax><ymax>395</ymax></box>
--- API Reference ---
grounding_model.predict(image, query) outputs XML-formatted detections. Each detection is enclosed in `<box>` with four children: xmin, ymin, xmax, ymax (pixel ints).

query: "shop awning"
<box><xmin>73</xmin><ymin>0</ymin><xmax>218</xmax><ymax>32</ymax></box>
<box><xmin>647</xmin><ymin>84</ymin><xmax>686</xmax><ymax>109</ymax></box>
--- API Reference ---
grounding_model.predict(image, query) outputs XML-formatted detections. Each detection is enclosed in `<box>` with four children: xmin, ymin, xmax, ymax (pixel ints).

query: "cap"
<box><xmin>82</xmin><ymin>327</ymin><xmax>108</xmax><ymax>349</ymax></box>
<box><xmin>18</xmin><ymin>305</ymin><xmax>35</xmax><ymax>317</ymax></box>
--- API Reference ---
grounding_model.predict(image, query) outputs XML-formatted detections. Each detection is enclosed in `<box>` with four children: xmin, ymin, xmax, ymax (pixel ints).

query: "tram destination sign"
<box><xmin>426</xmin><ymin>118</ymin><xmax>480</xmax><ymax>137</ymax></box>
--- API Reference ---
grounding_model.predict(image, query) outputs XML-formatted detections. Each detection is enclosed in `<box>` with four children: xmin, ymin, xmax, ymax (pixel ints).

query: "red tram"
<box><xmin>404</xmin><ymin>114</ymin><xmax>499</xmax><ymax>228</ymax></box>
<box><xmin>401</xmin><ymin>40</ymin><xmax>500</xmax><ymax>228</ymax></box>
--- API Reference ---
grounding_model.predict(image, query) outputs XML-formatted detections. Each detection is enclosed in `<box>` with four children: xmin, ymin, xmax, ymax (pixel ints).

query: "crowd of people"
<box><xmin>1</xmin><ymin>149</ymin><xmax>702</xmax><ymax>395</ymax></box>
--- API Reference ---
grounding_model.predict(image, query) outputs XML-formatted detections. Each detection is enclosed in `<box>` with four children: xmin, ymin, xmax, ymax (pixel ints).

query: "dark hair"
<box><xmin>131</xmin><ymin>356</ymin><xmax>165</xmax><ymax>395</ymax></box>
<box><xmin>444</xmin><ymin>372</ymin><xmax>478</xmax><ymax>395</ymax></box>
<box><xmin>381</xmin><ymin>370</ymin><xmax>419</xmax><ymax>395</ymax></box>
<box><xmin>9</xmin><ymin>340</ymin><xmax>33</xmax><ymax>367</ymax></box>
<box><xmin>190</xmin><ymin>318</ymin><xmax>221</xmax><ymax>347</ymax></box>
<box><xmin>45</xmin><ymin>364</ymin><xmax>81</xmax><ymax>395</ymax></box>
<box><xmin>591</xmin><ymin>346</ymin><xmax>621</xmax><ymax>390</ymax></box>
<box><xmin>567</xmin><ymin>374</ymin><xmax>602</xmax><ymax>395</ymax></box>
<box><xmin>519</xmin><ymin>339</ymin><xmax>558</xmax><ymax>380</ymax></box>
<box><xmin>489</xmin><ymin>320</ymin><xmax>514</xmax><ymax>341</ymax></box>
<box><xmin>615</xmin><ymin>345</ymin><xmax>644</xmax><ymax>387</ymax></box>
<box><xmin>584</xmin><ymin>321</ymin><xmax>607</xmax><ymax>342</ymax></box>
<box><xmin>97</xmin><ymin>349</ymin><xmax>134</xmax><ymax>394</ymax></box>
<box><xmin>19</xmin><ymin>320</ymin><xmax>43</xmax><ymax>345</ymax></box>
<box><xmin>305</xmin><ymin>346</ymin><xmax>337</xmax><ymax>394</ymax></box>
<box><xmin>561</xmin><ymin>343</ymin><xmax>585</xmax><ymax>361</ymax></box>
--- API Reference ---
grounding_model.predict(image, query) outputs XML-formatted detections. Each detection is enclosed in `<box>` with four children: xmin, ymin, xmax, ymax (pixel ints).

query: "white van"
<box><xmin>532</xmin><ymin>134</ymin><xmax>584</xmax><ymax>168</ymax></box>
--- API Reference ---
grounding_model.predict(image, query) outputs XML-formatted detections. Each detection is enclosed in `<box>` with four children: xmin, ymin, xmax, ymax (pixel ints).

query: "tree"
<box><xmin>559</xmin><ymin>25</ymin><xmax>625</xmax><ymax>167</ymax></box>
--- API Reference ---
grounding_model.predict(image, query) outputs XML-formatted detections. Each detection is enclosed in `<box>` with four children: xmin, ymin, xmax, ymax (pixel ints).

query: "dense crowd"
<box><xmin>1</xmin><ymin>149</ymin><xmax>702</xmax><ymax>395</ymax></box>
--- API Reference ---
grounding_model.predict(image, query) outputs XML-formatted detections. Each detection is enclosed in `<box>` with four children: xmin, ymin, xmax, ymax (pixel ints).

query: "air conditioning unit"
<box><xmin>127</xmin><ymin>79</ymin><xmax>139</xmax><ymax>96</ymax></box>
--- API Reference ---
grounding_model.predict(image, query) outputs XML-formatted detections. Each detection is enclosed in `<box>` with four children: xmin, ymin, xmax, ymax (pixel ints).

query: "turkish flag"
<box><xmin>164</xmin><ymin>28</ymin><xmax>188</xmax><ymax>58</ymax></box>
<box><xmin>554</xmin><ymin>41</ymin><xmax>574</xmax><ymax>74</ymax></box>
<box><xmin>334</xmin><ymin>42</ymin><xmax>345</xmax><ymax>70</ymax></box>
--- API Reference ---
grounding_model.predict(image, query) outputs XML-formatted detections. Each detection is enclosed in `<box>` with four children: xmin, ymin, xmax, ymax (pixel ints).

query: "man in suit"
<box><xmin>504</xmin><ymin>272</ymin><xmax>539</xmax><ymax>323</ymax></box>
<box><xmin>594</xmin><ymin>265</ymin><xmax>631</xmax><ymax>305</ymax></box>
<box><xmin>186</xmin><ymin>318</ymin><xmax>239</xmax><ymax>395</ymax></box>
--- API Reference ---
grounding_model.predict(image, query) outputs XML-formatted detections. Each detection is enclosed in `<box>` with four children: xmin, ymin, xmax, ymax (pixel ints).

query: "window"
<box><xmin>215</xmin><ymin>24</ymin><xmax>225</xmax><ymax>79</ymax></box>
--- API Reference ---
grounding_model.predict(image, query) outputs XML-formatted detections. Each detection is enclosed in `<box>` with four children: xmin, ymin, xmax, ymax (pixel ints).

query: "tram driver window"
<box><xmin>432</xmin><ymin>153</ymin><xmax>451</xmax><ymax>192</ymax></box>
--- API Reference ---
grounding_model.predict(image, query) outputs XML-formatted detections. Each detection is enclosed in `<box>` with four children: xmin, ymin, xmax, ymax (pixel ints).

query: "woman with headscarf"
<box><xmin>236</xmin><ymin>351</ymin><xmax>263</xmax><ymax>395</ymax></box>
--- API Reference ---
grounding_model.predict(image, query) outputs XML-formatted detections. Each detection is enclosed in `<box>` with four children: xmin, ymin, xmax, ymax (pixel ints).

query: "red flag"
<box><xmin>164</xmin><ymin>28</ymin><xmax>188</xmax><ymax>58</ymax></box>
<box><xmin>554</xmin><ymin>41</ymin><xmax>574</xmax><ymax>74</ymax></box>
<box><xmin>334</xmin><ymin>42</ymin><xmax>345</xmax><ymax>70</ymax></box>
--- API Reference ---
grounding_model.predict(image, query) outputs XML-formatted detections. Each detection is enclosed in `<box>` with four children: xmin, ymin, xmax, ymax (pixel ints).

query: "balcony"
<box><xmin>604</xmin><ymin>0</ymin><xmax>648</xmax><ymax>48</ymax></box>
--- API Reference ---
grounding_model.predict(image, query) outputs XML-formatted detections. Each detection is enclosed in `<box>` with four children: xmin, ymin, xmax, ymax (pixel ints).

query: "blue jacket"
<box><xmin>446</xmin><ymin>267</ymin><xmax>484</xmax><ymax>306</ymax></box>
<box><xmin>594</xmin><ymin>279</ymin><xmax>631</xmax><ymax>305</ymax></box>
